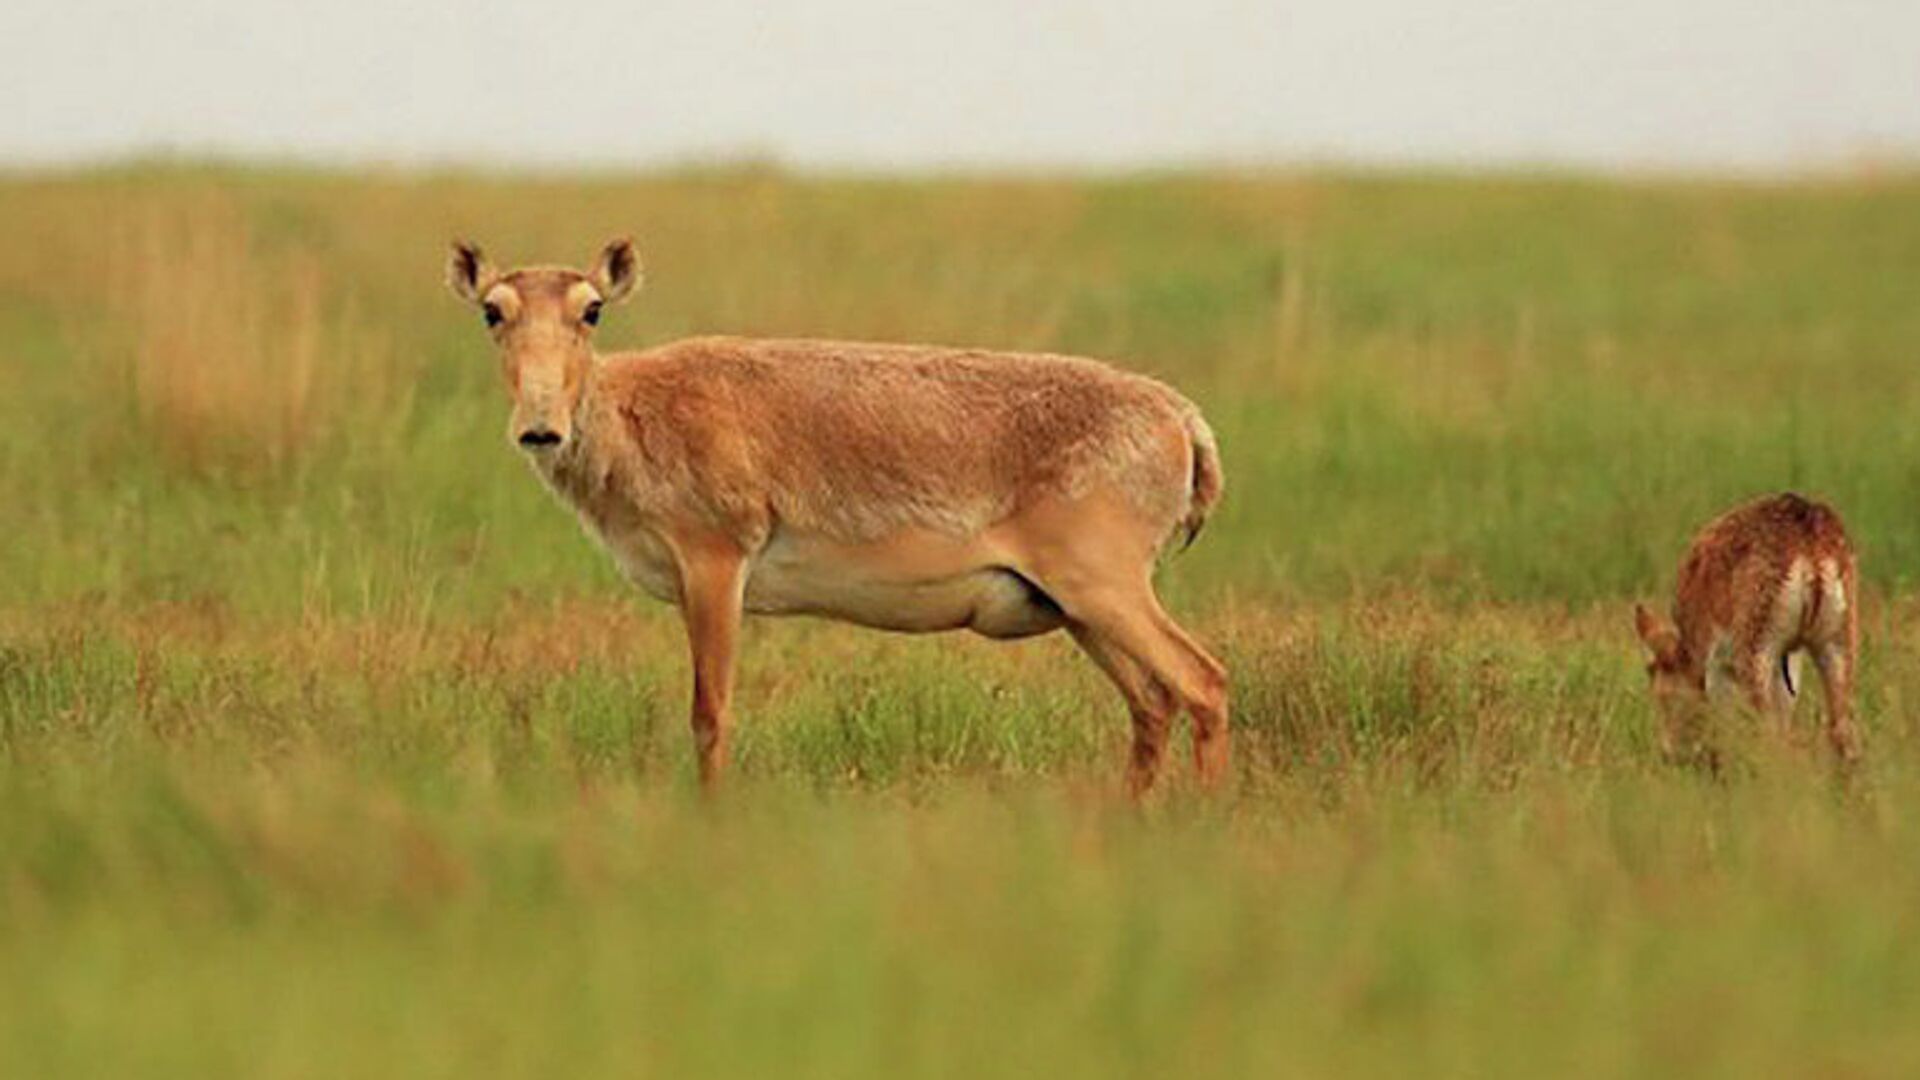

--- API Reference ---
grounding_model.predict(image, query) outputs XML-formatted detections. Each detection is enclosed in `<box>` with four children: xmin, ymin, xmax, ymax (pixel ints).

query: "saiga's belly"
<box><xmin>744</xmin><ymin>527</ymin><xmax>1063</xmax><ymax>639</ymax></box>
<box><xmin>604</xmin><ymin>521</ymin><xmax>1062</xmax><ymax>639</ymax></box>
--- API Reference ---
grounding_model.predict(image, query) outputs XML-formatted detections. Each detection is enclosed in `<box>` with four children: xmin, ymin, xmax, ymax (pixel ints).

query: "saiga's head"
<box><xmin>445</xmin><ymin>238</ymin><xmax>641</xmax><ymax>454</ymax></box>
<box><xmin>1633</xmin><ymin>602</ymin><xmax>1703</xmax><ymax>715</ymax></box>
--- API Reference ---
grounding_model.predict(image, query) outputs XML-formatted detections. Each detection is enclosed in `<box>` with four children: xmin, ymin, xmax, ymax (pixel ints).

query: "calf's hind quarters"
<box><xmin>1635</xmin><ymin>493</ymin><xmax>1861</xmax><ymax>769</ymax></box>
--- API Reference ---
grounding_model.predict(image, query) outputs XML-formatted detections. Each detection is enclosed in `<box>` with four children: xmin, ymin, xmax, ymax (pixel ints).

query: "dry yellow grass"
<box><xmin>97</xmin><ymin>198</ymin><xmax>394</xmax><ymax>474</ymax></box>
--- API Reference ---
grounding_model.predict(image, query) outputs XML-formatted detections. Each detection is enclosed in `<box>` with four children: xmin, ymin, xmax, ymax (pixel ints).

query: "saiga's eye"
<box><xmin>483</xmin><ymin>302</ymin><xmax>504</xmax><ymax>328</ymax></box>
<box><xmin>582</xmin><ymin>301</ymin><xmax>602</xmax><ymax>327</ymax></box>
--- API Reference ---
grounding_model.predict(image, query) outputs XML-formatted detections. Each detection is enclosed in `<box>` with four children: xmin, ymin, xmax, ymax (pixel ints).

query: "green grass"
<box><xmin>5</xmin><ymin>165</ymin><xmax>1920</xmax><ymax>1076</ymax></box>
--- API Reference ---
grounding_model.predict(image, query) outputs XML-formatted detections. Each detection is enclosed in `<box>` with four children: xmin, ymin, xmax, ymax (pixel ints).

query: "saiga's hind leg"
<box><xmin>1041</xmin><ymin>572</ymin><xmax>1229</xmax><ymax>788</ymax></box>
<box><xmin>1069</xmin><ymin>623</ymin><xmax>1177</xmax><ymax>797</ymax></box>
<box><xmin>1008</xmin><ymin>488</ymin><xmax>1229</xmax><ymax>788</ymax></box>
<box><xmin>1139</xmin><ymin>597</ymin><xmax>1231</xmax><ymax>781</ymax></box>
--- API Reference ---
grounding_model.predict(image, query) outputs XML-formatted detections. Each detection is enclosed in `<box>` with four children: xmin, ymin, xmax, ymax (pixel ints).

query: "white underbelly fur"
<box><xmin>600</xmin><ymin>522</ymin><xmax>1064</xmax><ymax>639</ymax></box>
<box><xmin>744</xmin><ymin>531</ymin><xmax>1062</xmax><ymax>638</ymax></box>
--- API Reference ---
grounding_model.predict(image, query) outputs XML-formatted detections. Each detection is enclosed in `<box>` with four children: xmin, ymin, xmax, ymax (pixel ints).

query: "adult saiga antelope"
<box><xmin>1633</xmin><ymin>492</ymin><xmax>1860</xmax><ymax>765</ymax></box>
<box><xmin>446</xmin><ymin>238</ymin><xmax>1227</xmax><ymax>793</ymax></box>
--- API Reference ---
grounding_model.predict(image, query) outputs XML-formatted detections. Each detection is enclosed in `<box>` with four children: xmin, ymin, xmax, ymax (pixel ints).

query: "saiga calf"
<box><xmin>446</xmin><ymin>238</ymin><xmax>1228</xmax><ymax>794</ymax></box>
<box><xmin>1634</xmin><ymin>492</ymin><xmax>1860</xmax><ymax>764</ymax></box>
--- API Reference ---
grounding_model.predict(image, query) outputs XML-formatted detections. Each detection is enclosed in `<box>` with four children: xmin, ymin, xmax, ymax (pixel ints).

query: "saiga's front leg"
<box><xmin>673</xmin><ymin>538</ymin><xmax>749</xmax><ymax>789</ymax></box>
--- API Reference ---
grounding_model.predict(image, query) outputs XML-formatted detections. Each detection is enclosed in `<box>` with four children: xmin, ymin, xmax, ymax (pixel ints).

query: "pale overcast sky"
<box><xmin>3</xmin><ymin>0</ymin><xmax>1917</xmax><ymax>172</ymax></box>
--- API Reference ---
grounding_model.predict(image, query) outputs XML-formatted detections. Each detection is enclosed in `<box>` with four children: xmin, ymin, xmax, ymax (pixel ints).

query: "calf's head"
<box><xmin>1633</xmin><ymin>602</ymin><xmax>1706</xmax><ymax>724</ymax></box>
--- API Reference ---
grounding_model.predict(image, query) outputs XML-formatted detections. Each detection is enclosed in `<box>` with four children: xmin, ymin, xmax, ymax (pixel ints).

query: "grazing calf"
<box><xmin>1633</xmin><ymin>493</ymin><xmax>1859</xmax><ymax>764</ymax></box>
<box><xmin>446</xmin><ymin>238</ymin><xmax>1228</xmax><ymax>793</ymax></box>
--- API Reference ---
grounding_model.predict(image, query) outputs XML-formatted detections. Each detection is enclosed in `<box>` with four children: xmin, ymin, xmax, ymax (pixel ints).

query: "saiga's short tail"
<box><xmin>1180</xmin><ymin>411</ymin><xmax>1223</xmax><ymax>550</ymax></box>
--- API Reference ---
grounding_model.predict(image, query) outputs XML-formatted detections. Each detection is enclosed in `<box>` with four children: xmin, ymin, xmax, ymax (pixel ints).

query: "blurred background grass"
<box><xmin>7</xmin><ymin>166</ymin><xmax>1920</xmax><ymax>612</ymax></box>
<box><xmin>4</xmin><ymin>166</ymin><xmax>1920</xmax><ymax>1076</ymax></box>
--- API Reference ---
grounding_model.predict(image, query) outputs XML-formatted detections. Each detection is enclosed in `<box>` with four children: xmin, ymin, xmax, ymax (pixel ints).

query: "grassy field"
<box><xmin>4</xmin><ymin>165</ymin><xmax>1920</xmax><ymax>1077</ymax></box>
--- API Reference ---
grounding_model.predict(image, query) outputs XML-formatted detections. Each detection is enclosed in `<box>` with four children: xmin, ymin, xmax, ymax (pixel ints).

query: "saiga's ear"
<box><xmin>446</xmin><ymin>240</ymin><xmax>499</xmax><ymax>304</ymax></box>
<box><xmin>1633</xmin><ymin>603</ymin><xmax>1680</xmax><ymax>664</ymax></box>
<box><xmin>589</xmin><ymin>237</ymin><xmax>643</xmax><ymax>303</ymax></box>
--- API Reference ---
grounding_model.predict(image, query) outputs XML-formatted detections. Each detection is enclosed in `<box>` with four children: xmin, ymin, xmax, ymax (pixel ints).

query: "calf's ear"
<box><xmin>1633</xmin><ymin>603</ymin><xmax>1680</xmax><ymax>665</ymax></box>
